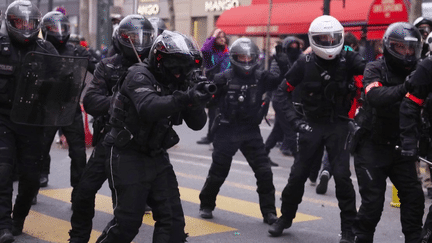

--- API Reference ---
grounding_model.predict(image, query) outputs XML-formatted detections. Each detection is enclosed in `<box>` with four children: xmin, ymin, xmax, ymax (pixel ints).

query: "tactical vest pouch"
<box><xmin>161</xmin><ymin>127</ymin><xmax>180</xmax><ymax>150</ymax></box>
<box><xmin>147</xmin><ymin>118</ymin><xmax>180</xmax><ymax>150</ymax></box>
<box><xmin>0</xmin><ymin>78</ymin><xmax>9</xmax><ymax>94</ymax></box>
<box><xmin>347</xmin><ymin>120</ymin><xmax>366</xmax><ymax>154</ymax></box>
<box><xmin>114</xmin><ymin>129</ymin><xmax>133</xmax><ymax>148</ymax></box>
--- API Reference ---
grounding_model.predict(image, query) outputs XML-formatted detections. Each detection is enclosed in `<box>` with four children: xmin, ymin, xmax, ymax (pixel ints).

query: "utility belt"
<box><xmin>108</xmin><ymin>120</ymin><xmax>179</xmax><ymax>157</ymax></box>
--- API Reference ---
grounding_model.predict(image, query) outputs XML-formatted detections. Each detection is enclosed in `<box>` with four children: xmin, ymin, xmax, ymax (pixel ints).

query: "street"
<box><xmin>12</xmin><ymin>120</ymin><xmax>423</xmax><ymax>243</ymax></box>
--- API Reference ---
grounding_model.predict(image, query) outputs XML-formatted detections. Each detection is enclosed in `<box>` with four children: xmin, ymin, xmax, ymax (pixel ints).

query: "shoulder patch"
<box><xmin>135</xmin><ymin>87</ymin><xmax>152</xmax><ymax>93</ymax></box>
<box><xmin>133</xmin><ymin>72</ymin><xmax>145</xmax><ymax>82</ymax></box>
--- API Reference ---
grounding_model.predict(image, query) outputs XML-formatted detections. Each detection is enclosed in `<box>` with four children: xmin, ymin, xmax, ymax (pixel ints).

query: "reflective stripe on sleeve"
<box><xmin>365</xmin><ymin>81</ymin><xmax>382</xmax><ymax>94</ymax></box>
<box><xmin>405</xmin><ymin>93</ymin><xmax>424</xmax><ymax>106</ymax></box>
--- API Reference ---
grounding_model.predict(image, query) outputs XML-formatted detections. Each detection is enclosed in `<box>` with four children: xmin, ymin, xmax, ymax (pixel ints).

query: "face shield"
<box><xmin>418</xmin><ymin>24</ymin><xmax>431</xmax><ymax>40</ymax></box>
<box><xmin>232</xmin><ymin>53</ymin><xmax>258</xmax><ymax>70</ymax></box>
<box><xmin>45</xmin><ymin>21</ymin><xmax>70</xmax><ymax>38</ymax></box>
<box><xmin>310</xmin><ymin>32</ymin><xmax>344</xmax><ymax>48</ymax></box>
<box><xmin>8</xmin><ymin>15</ymin><xmax>40</xmax><ymax>32</ymax></box>
<box><xmin>386</xmin><ymin>37</ymin><xmax>421</xmax><ymax>61</ymax></box>
<box><xmin>118</xmin><ymin>29</ymin><xmax>153</xmax><ymax>52</ymax></box>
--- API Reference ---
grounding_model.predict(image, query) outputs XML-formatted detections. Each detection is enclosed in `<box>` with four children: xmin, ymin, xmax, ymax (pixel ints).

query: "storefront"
<box><xmin>174</xmin><ymin>0</ymin><xmax>252</xmax><ymax>47</ymax></box>
<box><xmin>215</xmin><ymin>0</ymin><xmax>409</xmax><ymax>60</ymax></box>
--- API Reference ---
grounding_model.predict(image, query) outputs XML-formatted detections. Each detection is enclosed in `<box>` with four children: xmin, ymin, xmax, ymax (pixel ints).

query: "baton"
<box><xmin>395</xmin><ymin>145</ymin><xmax>432</xmax><ymax>166</ymax></box>
<box><xmin>127</xmin><ymin>36</ymin><xmax>143</xmax><ymax>64</ymax></box>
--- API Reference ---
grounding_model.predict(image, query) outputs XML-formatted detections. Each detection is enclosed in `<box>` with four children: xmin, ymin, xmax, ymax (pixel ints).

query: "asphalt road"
<box><xmin>11</xmin><ymin>119</ymin><xmax>429</xmax><ymax>243</ymax></box>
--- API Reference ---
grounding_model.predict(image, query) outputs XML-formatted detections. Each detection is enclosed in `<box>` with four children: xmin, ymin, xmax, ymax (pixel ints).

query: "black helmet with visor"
<box><xmin>383</xmin><ymin>22</ymin><xmax>422</xmax><ymax>74</ymax></box>
<box><xmin>229</xmin><ymin>37</ymin><xmax>260</xmax><ymax>77</ymax></box>
<box><xmin>149</xmin><ymin>30</ymin><xmax>202</xmax><ymax>85</ymax></box>
<box><xmin>41</xmin><ymin>11</ymin><xmax>70</xmax><ymax>48</ymax></box>
<box><xmin>116</xmin><ymin>14</ymin><xmax>154</xmax><ymax>62</ymax></box>
<box><xmin>5</xmin><ymin>0</ymin><xmax>42</xmax><ymax>45</ymax></box>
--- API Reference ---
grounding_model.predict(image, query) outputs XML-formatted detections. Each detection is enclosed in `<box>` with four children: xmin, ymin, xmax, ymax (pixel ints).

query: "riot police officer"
<box><xmin>265</xmin><ymin>36</ymin><xmax>303</xmax><ymax>164</ymax></box>
<box><xmin>353</xmin><ymin>22</ymin><xmax>425</xmax><ymax>243</ymax></box>
<box><xmin>0</xmin><ymin>1</ymin><xmax>59</xmax><ymax>242</ymax></box>
<box><xmin>399</xmin><ymin>29</ymin><xmax>432</xmax><ymax>243</ymax></box>
<box><xmin>148</xmin><ymin>17</ymin><xmax>167</xmax><ymax>37</ymax></box>
<box><xmin>268</xmin><ymin>15</ymin><xmax>365</xmax><ymax>243</ymax></box>
<box><xmin>414</xmin><ymin>17</ymin><xmax>432</xmax><ymax>59</ymax></box>
<box><xmin>96</xmin><ymin>30</ymin><xmax>209</xmax><ymax>243</ymax></box>
<box><xmin>68</xmin><ymin>14</ymin><xmax>154</xmax><ymax>243</ymax></box>
<box><xmin>198</xmin><ymin>37</ymin><xmax>278</xmax><ymax>225</ymax></box>
<box><xmin>36</xmin><ymin>11</ymin><xmax>97</xmax><ymax>197</ymax></box>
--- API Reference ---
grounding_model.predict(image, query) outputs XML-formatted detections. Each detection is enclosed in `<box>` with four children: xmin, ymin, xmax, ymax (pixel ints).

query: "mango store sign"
<box><xmin>205</xmin><ymin>0</ymin><xmax>240</xmax><ymax>12</ymax></box>
<box><xmin>138</xmin><ymin>4</ymin><xmax>160</xmax><ymax>16</ymax></box>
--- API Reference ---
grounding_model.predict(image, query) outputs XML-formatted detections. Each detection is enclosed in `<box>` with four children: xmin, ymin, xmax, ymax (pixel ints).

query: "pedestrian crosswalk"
<box><xmin>28</xmin><ymin>184</ymin><xmax>322</xmax><ymax>242</ymax></box>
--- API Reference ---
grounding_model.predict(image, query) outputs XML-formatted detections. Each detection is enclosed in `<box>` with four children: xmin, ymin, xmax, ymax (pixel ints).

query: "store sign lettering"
<box><xmin>138</xmin><ymin>4</ymin><xmax>160</xmax><ymax>16</ymax></box>
<box><xmin>205</xmin><ymin>0</ymin><xmax>240</xmax><ymax>12</ymax></box>
<box><xmin>245</xmin><ymin>25</ymin><xmax>279</xmax><ymax>34</ymax></box>
<box><xmin>372</xmin><ymin>0</ymin><xmax>403</xmax><ymax>18</ymax></box>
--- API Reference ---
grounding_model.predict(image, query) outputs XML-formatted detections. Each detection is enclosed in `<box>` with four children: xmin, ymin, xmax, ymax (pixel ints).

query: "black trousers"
<box><xmin>280</xmin><ymin>119</ymin><xmax>357</xmax><ymax>233</ymax></box>
<box><xmin>265</xmin><ymin>110</ymin><xmax>296</xmax><ymax>154</ymax></box>
<box><xmin>40</xmin><ymin>105</ymin><xmax>86</xmax><ymax>187</ymax></box>
<box><xmin>69</xmin><ymin>138</ymin><xmax>109</xmax><ymax>242</ymax></box>
<box><xmin>96</xmin><ymin>144</ymin><xmax>187</xmax><ymax>243</ymax></box>
<box><xmin>199</xmin><ymin>125</ymin><xmax>276</xmax><ymax>217</ymax></box>
<box><xmin>0</xmin><ymin>114</ymin><xmax>43</xmax><ymax>230</ymax></box>
<box><xmin>353</xmin><ymin>139</ymin><xmax>424</xmax><ymax>243</ymax></box>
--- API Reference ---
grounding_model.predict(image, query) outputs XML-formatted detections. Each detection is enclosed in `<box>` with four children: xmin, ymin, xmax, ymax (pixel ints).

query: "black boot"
<box><xmin>40</xmin><ymin>174</ymin><xmax>49</xmax><ymax>188</ymax></box>
<box><xmin>0</xmin><ymin>229</ymin><xmax>14</xmax><ymax>243</ymax></box>
<box><xmin>340</xmin><ymin>231</ymin><xmax>355</xmax><ymax>243</ymax></box>
<box><xmin>268</xmin><ymin>217</ymin><xmax>292</xmax><ymax>237</ymax></box>
<box><xmin>11</xmin><ymin>218</ymin><xmax>24</xmax><ymax>236</ymax></box>
<box><xmin>263</xmin><ymin>213</ymin><xmax>278</xmax><ymax>225</ymax></box>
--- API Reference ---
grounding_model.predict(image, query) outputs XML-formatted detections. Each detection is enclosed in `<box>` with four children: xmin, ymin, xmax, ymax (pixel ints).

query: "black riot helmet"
<box><xmin>149</xmin><ymin>30</ymin><xmax>202</xmax><ymax>85</ymax></box>
<box><xmin>41</xmin><ymin>11</ymin><xmax>71</xmax><ymax>48</ymax></box>
<box><xmin>5</xmin><ymin>0</ymin><xmax>42</xmax><ymax>45</ymax></box>
<box><xmin>282</xmin><ymin>36</ymin><xmax>302</xmax><ymax>62</ymax></box>
<box><xmin>229</xmin><ymin>37</ymin><xmax>260</xmax><ymax>77</ymax></box>
<box><xmin>116</xmin><ymin>14</ymin><xmax>154</xmax><ymax>62</ymax></box>
<box><xmin>383</xmin><ymin>22</ymin><xmax>422</xmax><ymax>75</ymax></box>
<box><xmin>148</xmin><ymin>17</ymin><xmax>167</xmax><ymax>37</ymax></box>
<box><xmin>413</xmin><ymin>17</ymin><xmax>432</xmax><ymax>41</ymax></box>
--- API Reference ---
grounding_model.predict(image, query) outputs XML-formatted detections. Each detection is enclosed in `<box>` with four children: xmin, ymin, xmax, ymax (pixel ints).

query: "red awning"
<box><xmin>216</xmin><ymin>0</ymin><xmax>408</xmax><ymax>39</ymax></box>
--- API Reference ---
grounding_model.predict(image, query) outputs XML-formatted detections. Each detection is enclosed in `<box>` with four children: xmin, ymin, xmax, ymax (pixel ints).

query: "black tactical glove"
<box><xmin>172</xmin><ymin>83</ymin><xmax>212</xmax><ymax>109</ymax></box>
<box><xmin>274</xmin><ymin>53</ymin><xmax>289</xmax><ymax>70</ymax></box>
<box><xmin>294</xmin><ymin>119</ymin><xmax>313</xmax><ymax>133</ymax></box>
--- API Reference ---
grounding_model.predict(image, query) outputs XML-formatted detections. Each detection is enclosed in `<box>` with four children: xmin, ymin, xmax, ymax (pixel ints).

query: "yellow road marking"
<box><xmin>24</xmin><ymin>210</ymin><xmax>101</xmax><ymax>242</ymax></box>
<box><xmin>40</xmin><ymin>188</ymin><xmax>236</xmax><ymax>237</ymax></box>
<box><xmin>178</xmin><ymin>187</ymin><xmax>321</xmax><ymax>223</ymax></box>
<box><xmin>176</xmin><ymin>171</ymin><xmax>339</xmax><ymax>208</ymax></box>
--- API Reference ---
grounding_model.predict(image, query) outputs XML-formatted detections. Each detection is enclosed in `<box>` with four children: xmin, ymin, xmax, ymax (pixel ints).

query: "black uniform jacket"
<box><xmin>400</xmin><ymin>56</ymin><xmax>432</xmax><ymax>149</ymax></box>
<box><xmin>273</xmin><ymin>50</ymin><xmax>365</xmax><ymax>126</ymax></box>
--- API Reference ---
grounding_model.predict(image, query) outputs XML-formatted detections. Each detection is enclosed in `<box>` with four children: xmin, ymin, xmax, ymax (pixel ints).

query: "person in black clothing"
<box><xmin>0</xmin><ymin>1</ymin><xmax>60</xmax><ymax>242</ymax></box>
<box><xmin>414</xmin><ymin>17</ymin><xmax>432</xmax><ymax>59</ymax></box>
<box><xmin>268</xmin><ymin>15</ymin><xmax>365</xmax><ymax>243</ymax></box>
<box><xmin>399</xmin><ymin>27</ymin><xmax>432</xmax><ymax>243</ymax></box>
<box><xmin>96</xmin><ymin>30</ymin><xmax>209</xmax><ymax>243</ymax></box>
<box><xmin>353</xmin><ymin>22</ymin><xmax>425</xmax><ymax>243</ymax></box>
<box><xmin>36</xmin><ymin>11</ymin><xmax>97</xmax><ymax>199</ymax></box>
<box><xmin>198</xmin><ymin>37</ymin><xmax>278</xmax><ymax>225</ymax></box>
<box><xmin>68</xmin><ymin>14</ymin><xmax>154</xmax><ymax>243</ymax></box>
<box><xmin>265</xmin><ymin>36</ymin><xmax>303</xmax><ymax>166</ymax></box>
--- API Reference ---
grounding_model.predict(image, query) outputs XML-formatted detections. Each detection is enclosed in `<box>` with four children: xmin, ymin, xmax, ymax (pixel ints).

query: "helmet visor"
<box><xmin>387</xmin><ymin>37</ymin><xmax>421</xmax><ymax>60</ymax></box>
<box><xmin>8</xmin><ymin>15</ymin><xmax>40</xmax><ymax>31</ymax></box>
<box><xmin>45</xmin><ymin>21</ymin><xmax>70</xmax><ymax>37</ymax></box>
<box><xmin>232</xmin><ymin>54</ymin><xmax>258</xmax><ymax>66</ymax></box>
<box><xmin>119</xmin><ymin>29</ymin><xmax>153</xmax><ymax>51</ymax></box>
<box><xmin>311</xmin><ymin>32</ymin><xmax>343</xmax><ymax>48</ymax></box>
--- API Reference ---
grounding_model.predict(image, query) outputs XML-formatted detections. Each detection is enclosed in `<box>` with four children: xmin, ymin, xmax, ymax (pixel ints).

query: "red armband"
<box><xmin>365</xmin><ymin>81</ymin><xmax>382</xmax><ymax>94</ymax></box>
<box><xmin>405</xmin><ymin>93</ymin><xmax>424</xmax><ymax>106</ymax></box>
<box><xmin>286</xmin><ymin>81</ymin><xmax>295</xmax><ymax>92</ymax></box>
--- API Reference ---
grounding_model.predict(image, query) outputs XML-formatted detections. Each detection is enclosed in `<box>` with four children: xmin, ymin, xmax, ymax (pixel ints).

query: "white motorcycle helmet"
<box><xmin>308</xmin><ymin>15</ymin><xmax>344</xmax><ymax>60</ymax></box>
<box><xmin>426</xmin><ymin>32</ymin><xmax>432</xmax><ymax>52</ymax></box>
